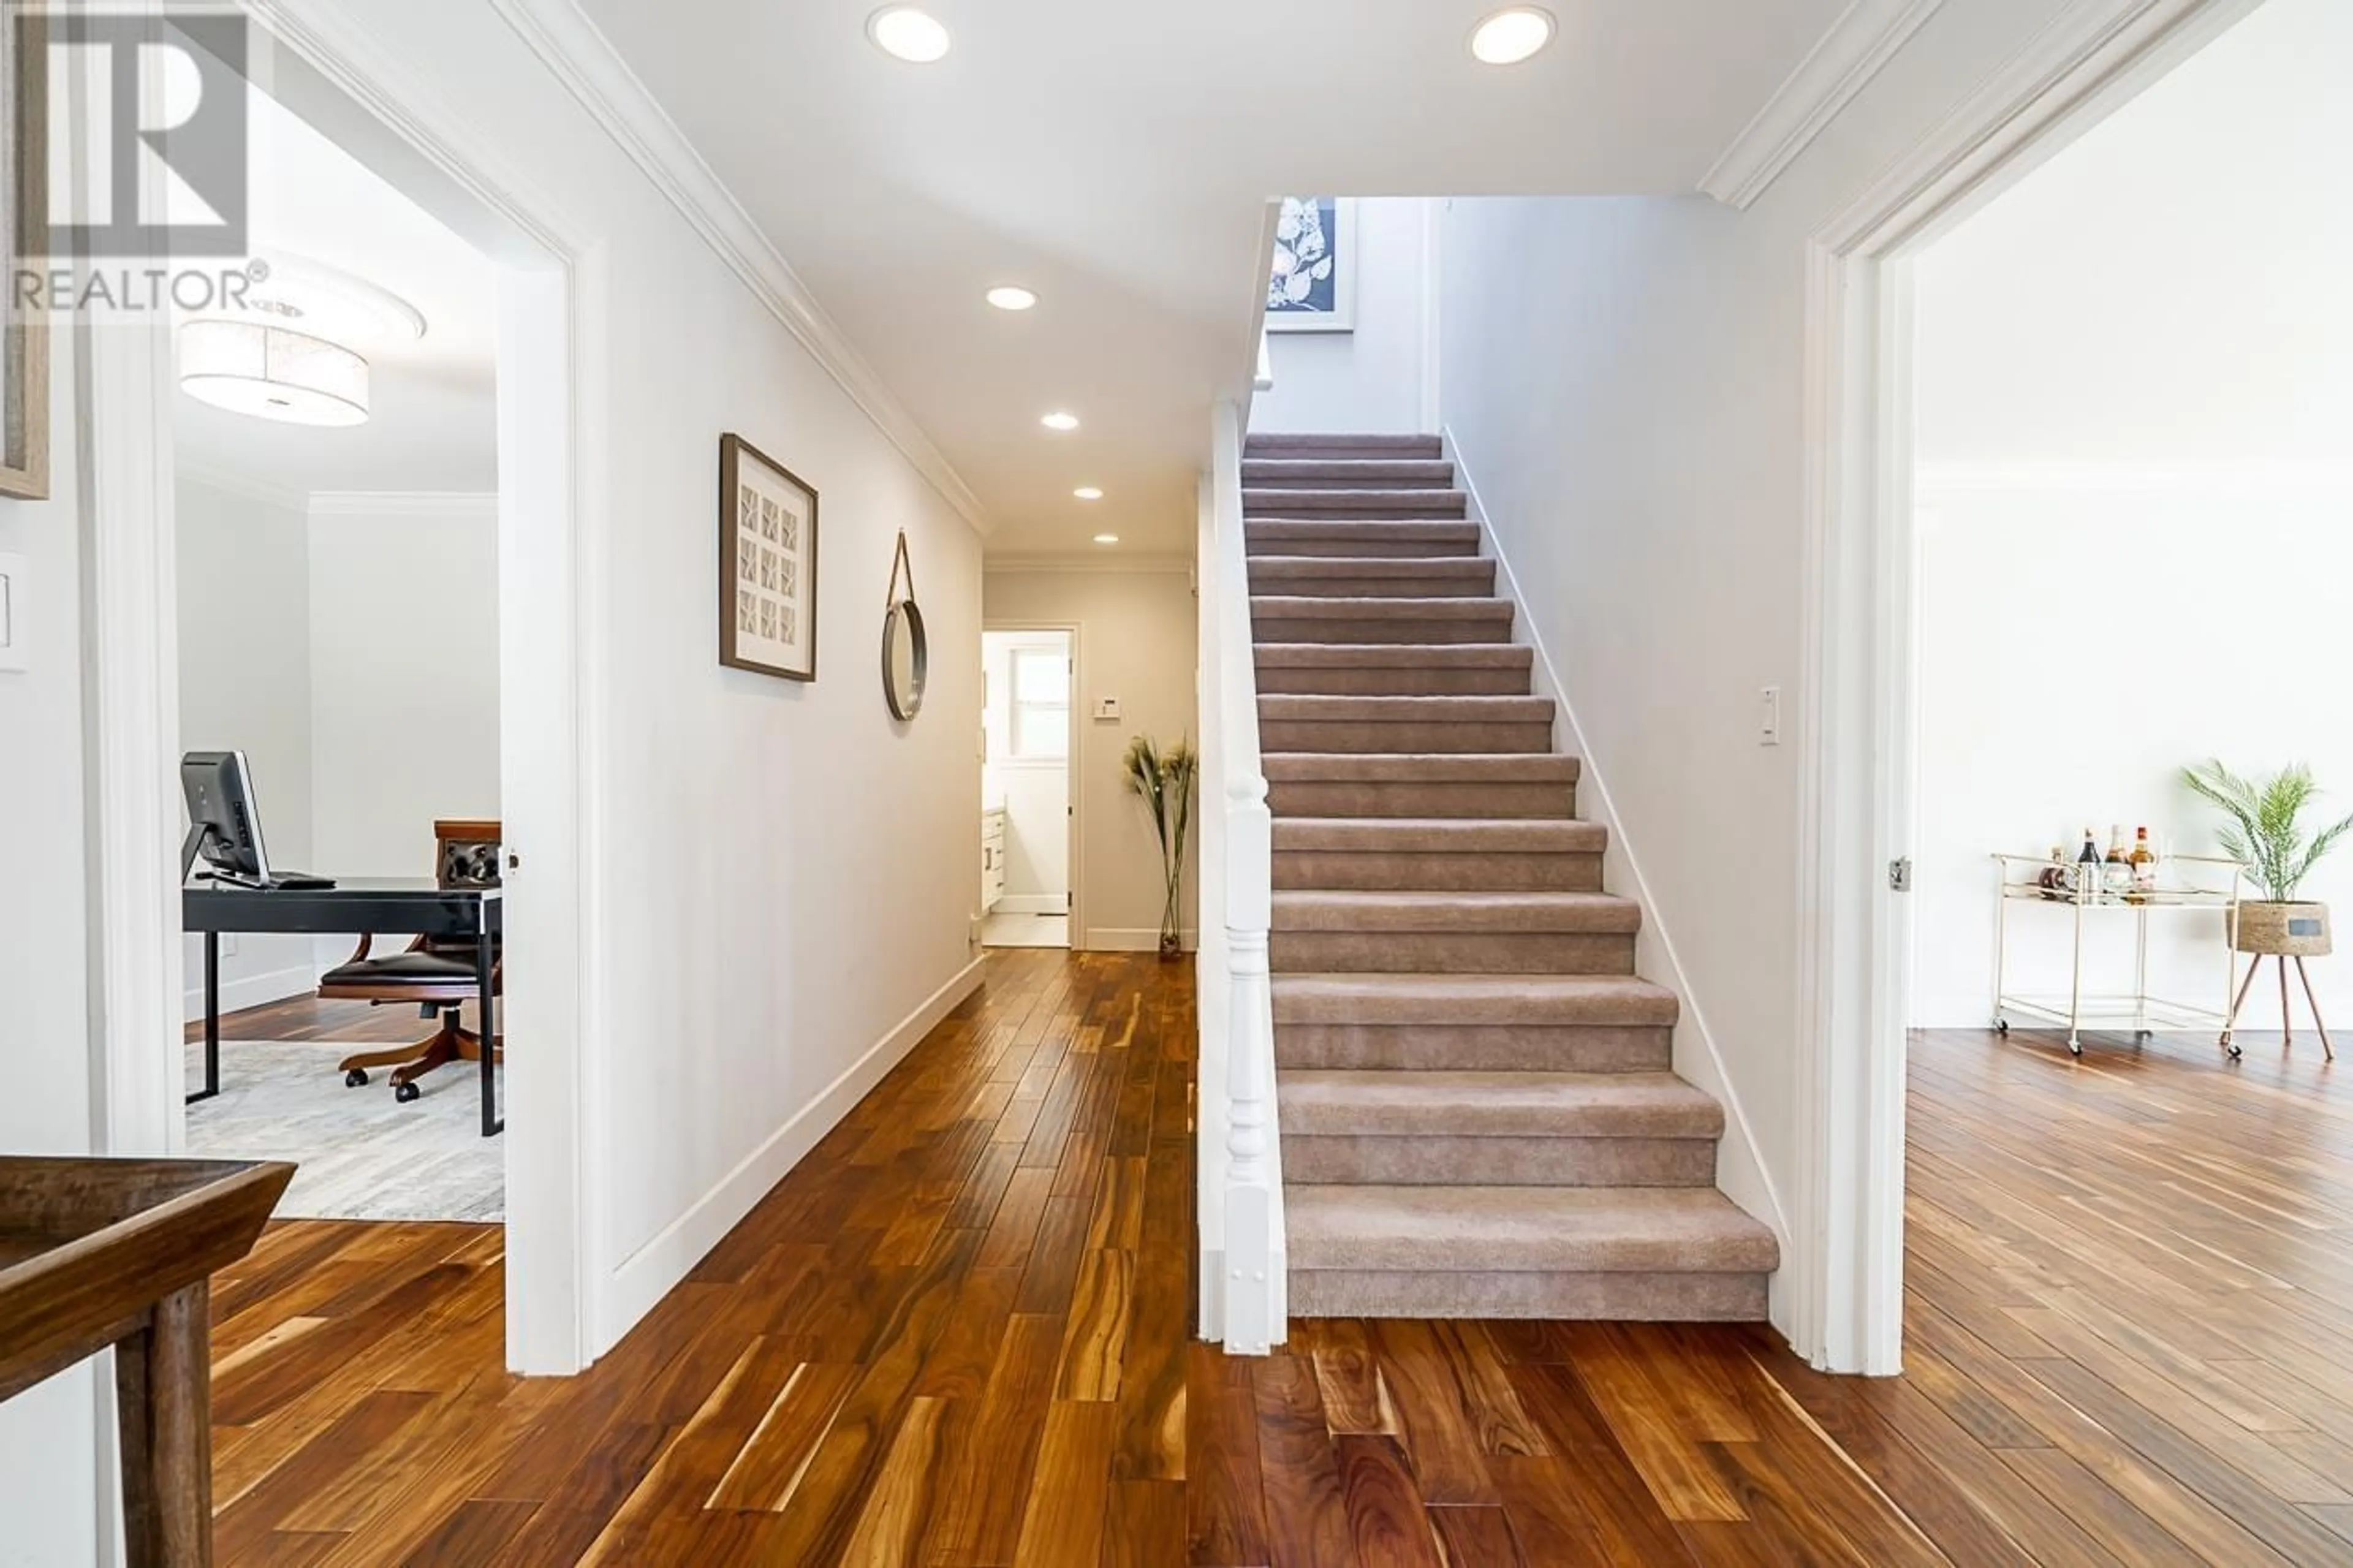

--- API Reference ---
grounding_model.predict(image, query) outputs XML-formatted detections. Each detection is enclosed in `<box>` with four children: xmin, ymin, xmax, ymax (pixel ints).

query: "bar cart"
<box><xmin>1989</xmin><ymin>852</ymin><xmax>2246</xmax><ymax>1057</ymax></box>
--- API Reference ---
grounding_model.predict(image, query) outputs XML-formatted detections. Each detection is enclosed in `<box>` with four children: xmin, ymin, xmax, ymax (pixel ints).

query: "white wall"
<box><xmin>983</xmin><ymin>568</ymin><xmax>1198</xmax><ymax>949</ymax></box>
<box><xmin>176</xmin><ymin>477</ymin><xmax>320</xmax><ymax>1015</ymax></box>
<box><xmin>306</xmin><ymin>497</ymin><xmax>501</xmax><ymax>877</ymax></box>
<box><xmin>983</xmin><ymin>629</ymin><xmax>1071</xmax><ymax>912</ymax></box>
<box><xmin>1252</xmin><ymin>197</ymin><xmax>1431</xmax><ymax>436</ymax></box>
<box><xmin>1914</xmin><ymin>479</ymin><xmax>2353</xmax><ymax>1028</ymax></box>
<box><xmin>1433</xmin><ymin>0</ymin><xmax>2093</xmax><ymax>1327</ymax></box>
<box><xmin>0</xmin><ymin>317</ymin><xmax>102</xmax><ymax>1567</ymax></box>
<box><xmin>1911</xmin><ymin>0</ymin><xmax>2353</xmax><ymax>1029</ymax></box>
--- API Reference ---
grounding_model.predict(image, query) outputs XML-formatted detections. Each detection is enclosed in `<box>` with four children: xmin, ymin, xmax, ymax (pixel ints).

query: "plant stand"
<box><xmin>2220</xmin><ymin>952</ymin><xmax>2334</xmax><ymax>1060</ymax></box>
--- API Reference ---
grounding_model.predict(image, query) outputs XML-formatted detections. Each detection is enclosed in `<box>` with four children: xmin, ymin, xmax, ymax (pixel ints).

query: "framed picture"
<box><xmin>719</xmin><ymin>433</ymin><xmax>819</xmax><ymax>681</ymax></box>
<box><xmin>1265</xmin><ymin>196</ymin><xmax>1355</xmax><ymax>335</ymax></box>
<box><xmin>1</xmin><ymin>8</ymin><xmax>50</xmax><ymax>501</ymax></box>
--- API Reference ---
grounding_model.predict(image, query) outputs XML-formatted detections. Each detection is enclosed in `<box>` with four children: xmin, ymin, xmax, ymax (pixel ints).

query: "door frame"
<box><xmin>83</xmin><ymin>0</ymin><xmax>603</xmax><ymax>1376</ymax></box>
<box><xmin>1791</xmin><ymin>0</ymin><xmax>2264</xmax><ymax>1373</ymax></box>
<box><xmin>982</xmin><ymin>621</ymin><xmax>1083</xmax><ymax>946</ymax></box>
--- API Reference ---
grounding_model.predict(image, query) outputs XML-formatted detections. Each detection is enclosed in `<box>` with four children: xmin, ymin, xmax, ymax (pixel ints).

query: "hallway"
<box><xmin>195</xmin><ymin>952</ymin><xmax>2353</xmax><ymax>1564</ymax></box>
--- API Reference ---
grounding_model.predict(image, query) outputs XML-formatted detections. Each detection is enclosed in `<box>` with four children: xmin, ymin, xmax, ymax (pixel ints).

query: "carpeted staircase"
<box><xmin>1245</xmin><ymin>431</ymin><xmax>1779</xmax><ymax>1320</ymax></box>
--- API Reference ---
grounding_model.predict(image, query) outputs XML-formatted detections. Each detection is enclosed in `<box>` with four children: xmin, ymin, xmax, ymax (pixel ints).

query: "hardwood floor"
<box><xmin>202</xmin><ymin>957</ymin><xmax>2353</xmax><ymax>1564</ymax></box>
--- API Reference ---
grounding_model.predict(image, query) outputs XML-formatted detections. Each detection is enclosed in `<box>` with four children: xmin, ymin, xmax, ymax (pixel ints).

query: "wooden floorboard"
<box><xmin>200</xmin><ymin>966</ymin><xmax>2353</xmax><ymax>1564</ymax></box>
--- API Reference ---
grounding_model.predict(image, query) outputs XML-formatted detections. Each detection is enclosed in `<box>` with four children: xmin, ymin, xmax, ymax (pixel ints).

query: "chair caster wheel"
<box><xmin>1995</xmin><ymin>1018</ymin><xmax>2010</xmax><ymax>1035</ymax></box>
<box><xmin>344</xmin><ymin>1068</ymin><xmax>369</xmax><ymax>1088</ymax></box>
<box><xmin>394</xmin><ymin>1081</ymin><xmax>422</xmax><ymax>1105</ymax></box>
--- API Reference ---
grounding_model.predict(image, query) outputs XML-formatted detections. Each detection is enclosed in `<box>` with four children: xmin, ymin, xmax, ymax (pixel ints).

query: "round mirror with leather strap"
<box><xmin>881</xmin><ymin>530</ymin><xmax>927</xmax><ymax>721</ymax></box>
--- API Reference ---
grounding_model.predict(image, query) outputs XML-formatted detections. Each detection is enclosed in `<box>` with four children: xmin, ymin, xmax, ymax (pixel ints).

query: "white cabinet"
<box><xmin>981</xmin><ymin>808</ymin><xmax>1008</xmax><ymax>913</ymax></box>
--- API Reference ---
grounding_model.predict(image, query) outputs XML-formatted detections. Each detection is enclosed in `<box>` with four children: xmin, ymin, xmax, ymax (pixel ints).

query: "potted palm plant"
<box><xmin>2182</xmin><ymin>759</ymin><xmax>2353</xmax><ymax>956</ymax></box>
<box><xmin>1123</xmin><ymin>735</ymin><xmax>1197</xmax><ymax>960</ymax></box>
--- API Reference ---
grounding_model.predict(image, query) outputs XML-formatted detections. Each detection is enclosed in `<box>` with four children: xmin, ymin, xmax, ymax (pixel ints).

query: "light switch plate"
<box><xmin>0</xmin><ymin>553</ymin><xmax>25</xmax><ymax>672</ymax></box>
<box><xmin>1759</xmin><ymin>684</ymin><xmax>1782</xmax><ymax>746</ymax></box>
<box><xmin>1091</xmin><ymin>697</ymin><xmax>1121</xmax><ymax>721</ymax></box>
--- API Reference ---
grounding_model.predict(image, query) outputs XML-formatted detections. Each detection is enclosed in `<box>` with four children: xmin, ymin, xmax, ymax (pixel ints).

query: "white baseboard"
<box><xmin>994</xmin><ymin>893</ymin><xmax>1069</xmax><ymax>917</ymax></box>
<box><xmin>180</xmin><ymin>962</ymin><xmax>319</xmax><ymax>1023</ymax></box>
<box><xmin>1446</xmin><ymin>431</ymin><xmax>1795</xmax><ymax>1269</ymax></box>
<box><xmin>1083</xmin><ymin>928</ymin><xmax>1199</xmax><ymax>953</ymax></box>
<box><xmin>597</xmin><ymin>956</ymin><xmax>987</xmax><ymax>1346</ymax></box>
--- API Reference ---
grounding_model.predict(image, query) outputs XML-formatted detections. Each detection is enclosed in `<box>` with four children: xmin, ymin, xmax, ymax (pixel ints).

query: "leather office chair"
<box><xmin>324</xmin><ymin>819</ymin><xmax>502</xmax><ymax>1104</ymax></box>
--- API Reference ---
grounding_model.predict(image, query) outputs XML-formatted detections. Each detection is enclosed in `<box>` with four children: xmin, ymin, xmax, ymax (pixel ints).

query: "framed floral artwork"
<box><xmin>1265</xmin><ymin>196</ymin><xmax>1355</xmax><ymax>334</ymax></box>
<box><xmin>719</xmin><ymin>433</ymin><xmax>819</xmax><ymax>681</ymax></box>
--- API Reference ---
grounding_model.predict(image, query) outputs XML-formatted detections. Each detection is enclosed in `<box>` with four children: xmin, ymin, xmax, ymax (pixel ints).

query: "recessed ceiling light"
<box><xmin>1469</xmin><ymin>6</ymin><xmax>1555</xmax><ymax>65</ymax></box>
<box><xmin>1040</xmin><ymin>411</ymin><xmax>1079</xmax><ymax>431</ymax></box>
<box><xmin>867</xmin><ymin>6</ymin><xmax>950</xmax><ymax>63</ymax></box>
<box><xmin>985</xmin><ymin>286</ymin><xmax>1037</xmax><ymax>311</ymax></box>
<box><xmin>1093</xmin><ymin>534</ymin><xmax>1120</xmax><ymax>545</ymax></box>
<box><xmin>1073</xmin><ymin>486</ymin><xmax>1103</xmax><ymax>501</ymax></box>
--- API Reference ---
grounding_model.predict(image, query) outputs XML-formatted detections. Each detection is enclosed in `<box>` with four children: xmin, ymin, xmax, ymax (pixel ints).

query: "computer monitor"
<box><xmin>181</xmin><ymin>750</ymin><xmax>273</xmax><ymax>884</ymax></box>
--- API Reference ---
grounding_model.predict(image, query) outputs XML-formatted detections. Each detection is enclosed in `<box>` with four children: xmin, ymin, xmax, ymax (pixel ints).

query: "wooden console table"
<box><xmin>0</xmin><ymin>1156</ymin><xmax>293</xmax><ymax>1566</ymax></box>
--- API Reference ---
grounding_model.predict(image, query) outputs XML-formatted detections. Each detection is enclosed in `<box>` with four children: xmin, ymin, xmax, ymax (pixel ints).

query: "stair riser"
<box><xmin>1260</xmin><ymin>720</ymin><xmax>1555</xmax><ymax>754</ymax></box>
<box><xmin>1245</xmin><ymin>435</ymin><xmax>1444</xmax><ymax>460</ymax></box>
<box><xmin>1275</xmin><ymin>850</ymin><xmax>1603</xmax><ymax>893</ymax></box>
<box><xmin>1246</xmin><ymin>536</ymin><xmax>1477</xmax><ymax>560</ymax></box>
<box><xmin>1246</xmin><ymin>573</ymin><xmax>1496</xmax><ymax>600</ymax></box>
<box><xmin>1271</xmin><ymin>932</ymin><xmax>1637</xmax><ymax>975</ymax></box>
<box><xmin>1273</xmin><ymin>1025</ymin><xmax>1673</xmax><ymax>1074</ymax></box>
<box><xmin>1288</xmin><ymin>1269</ymin><xmax>1769</xmax><ymax>1321</ymax></box>
<box><xmin>1267</xmin><ymin>781</ymin><xmax>1576</xmax><ymax>819</ymax></box>
<box><xmin>1252</xmin><ymin>616</ymin><xmax>1513</xmax><ymax>646</ymax></box>
<box><xmin>1281</xmin><ymin>1135</ymin><xmax>1716</xmax><ymax>1187</ymax></box>
<box><xmin>1256</xmin><ymin>665</ymin><xmax>1533</xmax><ymax>697</ymax></box>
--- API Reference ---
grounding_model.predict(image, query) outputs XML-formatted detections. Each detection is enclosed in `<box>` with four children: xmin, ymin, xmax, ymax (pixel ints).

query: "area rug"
<box><xmin>184</xmin><ymin>1039</ymin><xmax>504</xmax><ymax>1222</ymax></box>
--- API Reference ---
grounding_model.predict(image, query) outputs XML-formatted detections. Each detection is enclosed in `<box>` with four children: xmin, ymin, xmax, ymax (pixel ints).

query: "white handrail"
<box><xmin>1197</xmin><ymin>396</ymin><xmax>1283</xmax><ymax>1353</ymax></box>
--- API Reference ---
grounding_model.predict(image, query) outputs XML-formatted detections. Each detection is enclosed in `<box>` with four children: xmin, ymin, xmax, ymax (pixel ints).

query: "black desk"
<box><xmin>183</xmin><ymin>879</ymin><xmax>503</xmax><ymax>1137</ymax></box>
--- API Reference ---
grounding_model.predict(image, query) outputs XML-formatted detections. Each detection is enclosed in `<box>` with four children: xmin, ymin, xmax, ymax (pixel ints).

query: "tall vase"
<box><xmin>1159</xmin><ymin>873</ymin><xmax>1183</xmax><ymax>961</ymax></box>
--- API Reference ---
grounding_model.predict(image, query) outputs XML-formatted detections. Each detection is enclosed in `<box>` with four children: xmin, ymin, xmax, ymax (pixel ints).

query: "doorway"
<box><xmin>1798</xmin><ymin>0</ymin><xmax>2279</xmax><ymax>1372</ymax></box>
<box><xmin>80</xmin><ymin>15</ymin><xmax>589</xmax><ymax>1374</ymax></box>
<box><xmin>982</xmin><ymin>627</ymin><xmax>1075</xmax><ymax>949</ymax></box>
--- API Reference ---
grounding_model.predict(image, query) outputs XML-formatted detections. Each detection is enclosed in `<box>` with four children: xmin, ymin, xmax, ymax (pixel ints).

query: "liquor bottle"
<box><xmin>2077</xmin><ymin>829</ymin><xmax>2101</xmax><ymax>903</ymax></box>
<box><xmin>2102</xmin><ymin>825</ymin><xmax>2134</xmax><ymax>900</ymax></box>
<box><xmin>2131</xmin><ymin>826</ymin><xmax>2158</xmax><ymax>895</ymax></box>
<box><xmin>2039</xmin><ymin>846</ymin><xmax>2069</xmax><ymax>899</ymax></box>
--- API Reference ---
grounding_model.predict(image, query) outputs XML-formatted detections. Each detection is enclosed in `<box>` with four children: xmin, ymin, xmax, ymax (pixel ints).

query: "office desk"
<box><xmin>183</xmin><ymin>879</ymin><xmax>503</xmax><ymax>1137</ymax></box>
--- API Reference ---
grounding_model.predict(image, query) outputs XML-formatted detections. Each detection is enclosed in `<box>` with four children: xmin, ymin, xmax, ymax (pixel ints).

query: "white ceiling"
<box><xmin>573</xmin><ymin>0</ymin><xmax>1849</xmax><ymax>556</ymax></box>
<box><xmin>173</xmin><ymin>85</ymin><xmax>499</xmax><ymax>499</ymax></box>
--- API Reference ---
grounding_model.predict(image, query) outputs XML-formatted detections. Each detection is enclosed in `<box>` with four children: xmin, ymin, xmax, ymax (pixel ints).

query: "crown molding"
<box><xmin>176</xmin><ymin>460</ymin><xmax>310</xmax><ymax>513</ymax></box>
<box><xmin>983</xmin><ymin>553</ymin><xmax>1194</xmax><ymax>576</ymax></box>
<box><xmin>308</xmin><ymin>490</ymin><xmax>501</xmax><ymax>518</ymax></box>
<box><xmin>1700</xmin><ymin>0</ymin><xmax>1946</xmax><ymax>210</ymax></box>
<box><xmin>486</xmin><ymin>0</ymin><xmax>990</xmax><ymax>536</ymax></box>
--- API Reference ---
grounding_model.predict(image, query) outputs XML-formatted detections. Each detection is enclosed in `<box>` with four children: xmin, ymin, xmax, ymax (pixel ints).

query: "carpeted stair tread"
<box><xmin>1286</xmin><ymin>1185</ymin><xmax>1779</xmax><ymax>1275</ymax></box>
<box><xmin>1264</xmin><ymin>752</ymin><xmax>1580</xmax><ymax>784</ymax></box>
<box><xmin>1247</xmin><ymin>520</ymin><xmax>1480</xmax><ymax>549</ymax></box>
<box><xmin>1252</xmin><ymin>595</ymin><xmax>1512</xmax><ymax>620</ymax></box>
<box><xmin>1273</xmin><ymin>817</ymin><xmax>1604</xmax><ymax>852</ymax></box>
<box><xmin>1272</xmin><ymin>972</ymin><xmax>1679</xmax><ymax>1026</ymax></box>
<box><xmin>1256</xmin><ymin>643</ymin><xmax>1531</xmax><ymax>670</ymax></box>
<box><xmin>1273</xmin><ymin>889</ymin><xmax>1640</xmax><ymax>934</ymax></box>
<box><xmin>1278</xmin><ymin>1071</ymin><xmax>1724</xmax><ymax>1138</ymax></box>
<box><xmin>1243</xmin><ymin>458</ymin><xmax>1457</xmax><ymax>486</ymax></box>
<box><xmin>1243</xmin><ymin>488</ymin><xmax>1468</xmax><ymax>517</ymax></box>
<box><xmin>1248</xmin><ymin>557</ymin><xmax>1497</xmax><ymax>592</ymax></box>
<box><xmin>1245</xmin><ymin>433</ymin><xmax>1443</xmax><ymax>458</ymax></box>
<box><xmin>1260</xmin><ymin>694</ymin><xmax>1553</xmax><ymax>723</ymax></box>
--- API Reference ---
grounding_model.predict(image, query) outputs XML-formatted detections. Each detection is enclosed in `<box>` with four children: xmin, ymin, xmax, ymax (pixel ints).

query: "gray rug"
<box><xmin>184</xmin><ymin>1040</ymin><xmax>504</xmax><ymax>1222</ymax></box>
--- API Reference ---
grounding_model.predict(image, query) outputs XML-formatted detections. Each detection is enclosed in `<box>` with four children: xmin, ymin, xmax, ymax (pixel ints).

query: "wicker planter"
<box><xmin>2229</xmin><ymin>901</ymin><xmax>2333</xmax><ymax>957</ymax></box>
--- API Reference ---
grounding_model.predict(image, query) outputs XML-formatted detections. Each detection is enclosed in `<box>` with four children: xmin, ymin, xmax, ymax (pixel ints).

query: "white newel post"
<box><xmin>1221</xmin><ymin>773</ymin><xmax>1275</xmax><ymax>1354</ymax></box>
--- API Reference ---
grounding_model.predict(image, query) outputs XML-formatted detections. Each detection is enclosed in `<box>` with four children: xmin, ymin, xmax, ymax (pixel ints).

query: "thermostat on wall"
<box><xmin>0</xmin><ymin>553</ymin><xmax>25</xmax><ymax>672</ymax></box>
<box><xmin>1092</xmin><ymin>697</ymin><xmax>1121</xmax><ymax>721</ymax></box>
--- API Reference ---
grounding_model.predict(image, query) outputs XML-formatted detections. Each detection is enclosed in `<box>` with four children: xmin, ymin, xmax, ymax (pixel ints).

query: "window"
<box><xmin>1010</xmin><ymin>646</ymin><xmax>1069</xmax><ymax>760</ymax></box>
